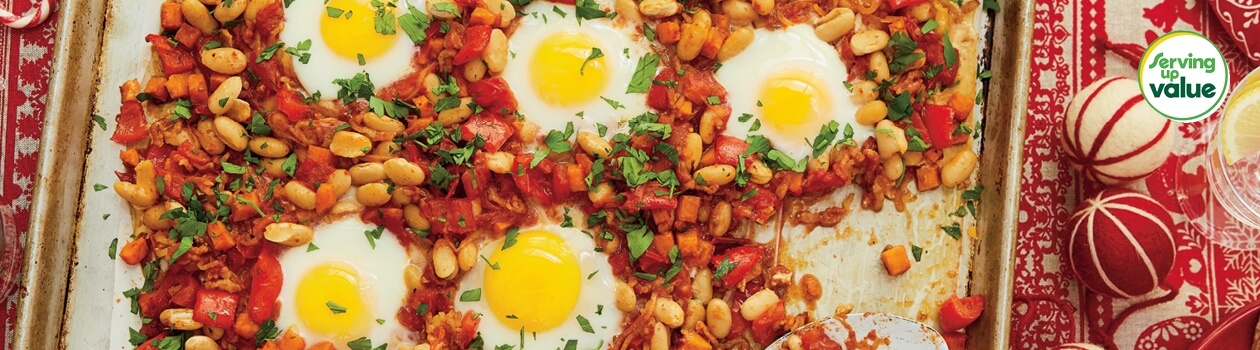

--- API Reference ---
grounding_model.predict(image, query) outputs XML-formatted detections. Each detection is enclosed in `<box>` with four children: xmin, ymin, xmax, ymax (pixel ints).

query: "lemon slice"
<box><xmin>1220</xmin><ymin>83</ymin><xmax>1260</xmax><ymax>165</ymax></box>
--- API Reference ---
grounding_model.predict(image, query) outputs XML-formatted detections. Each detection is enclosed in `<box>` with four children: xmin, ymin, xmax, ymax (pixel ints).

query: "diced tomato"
<box><xmin>453</xmin><ymin>25</ymin><xmax>492</xmax><ymax>65</ymax></box>
<box><xmin>468</xmin><ymin>77</ymin><xmax>518</xmax><ymax>114</ymax></box>
<box><xmin>710</xmin><ymin>246</ymin><xmax>764</xmax><ymax>286</ymax></box>
<box><xmin>637</xmin><ymin>248</ymin><xmax>670</xmax><ymax>272</ymax></box>
<box><xmin>363</xmin><ymin>208</ymin><xmax>413</xmax><ymax>245</ymax></box>
<box><xmin>145</xmin><ymin>34</ymin><xmax>196</xmax><ymax>75</ymax></box>
<box><xmin>751</xmin><ymin>302</ymin><xmax>787</xmax><ymax>345</ymax></box>
<box><xmin>276</xmin><ymin>89</ymin><xmax>314</xmax><ymax>122</ymax></box>
<box><xmin>192</xmin><ymin>288</ymin><xmax>238</xmax><ymax>328</ymax></box>
<box><xmin>249</xmin><ymin>58</ymin><xmax>283</xmax><ymax>92</ymax></box>
<box><xmin>713</xmin><ymin>135</ymin><xmax>749</xmax><ymax>166</ymax></box>
<box><xmin>111</xmin><ymin>100</ymin><xmax>150</xmax><ymax>144</ymax></box>
<box><xmin>460</xmin><ymin>114</ymin><xmax>515</xmax><ymax>152</ymax></box>
<box><xmin>248</xmin><ymin>250</ymin><xmax>283</xmax><ymax>323</ymax></box>
<box><xmin>922</xmin><ymin>104</ymin><xmax>957</xmax><ymax>149</ymax></box>
<box><xmin>295</xmin><ymin>148</ymin><xmax>337</xmax><ymax>184</ymax></box>
<box><xmin>253</xmin><ymin>0</ymin><xmax>285</xmax><ymax>39</ymax></box>
<box><xmin>419</xmin><ymin>198</ymin><xmax>478</xmax><ymax>236</ymax></box>
<box><xmin>511</xmin><ymin>153</ymin><xmax>556</xmax><ymax>204</ymax></box>
<box><xmin>939</xmin><ymin>294</ymin><xmax>985</xmax><ymax>332</ymax></box>
<box><xmin>646</xmin><ymin>68</ymin><xmax>677</xmax><ymax>111</ymax></box>
<box><xmin>678</xmin><ymin>66</ymin><xmax>727</xmax><ymax>106</ymax></box>
<box><xmin>551</xmin><ymin>164</ymin><xmax>572</xmax><ymax>200</ymax></box>
<box><xmin>621</xmin><ymin>184</ymin><xmax>679</xmax><ymax>211</ymax></box>
<box><xmin>462</xmin><ymin>165</ymin><xmax>492</xmax><ymax>197</ymax></box>
<box><xmin>176</xmin><ymin>142</ymin><xmax>214</xmax><ymax>167</ymax></box>
<box><xmin>942</xmin><ymin>332</ymin><xmax>968</xmax><ymax>350</ymax></box>
<box><xmin>887</xmin><ymin>0</ymin><xmax>928</xmax><ymax>9</ymax></box>
<box><xmin>733</xmin><ymin>184</ymin><xmax>779</xmax><ymax>224</ymax></box>
<box><xmin>918</xmin><ymin>32</ymin><xmax>959</xmax><ymax>87</ymax></box>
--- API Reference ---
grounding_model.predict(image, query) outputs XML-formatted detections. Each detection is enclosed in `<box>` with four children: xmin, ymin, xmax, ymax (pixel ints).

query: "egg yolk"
<box><xmin>294</xmin><ymin>262</ymin><xmax>370</xmax><ymax>341</ymax></box>
<box><xmin>758</xmin><ymin>69</ymin><xmax>834</xmax><ymax>140</ymax></box>
<box><xmin>321</xmin><ymin>0</ymin><xmax>397</xmax><ymax>61</ymax></box>
<box><xmin>483</xmin><ymin>230</ymin><xmax>582</xmax><ymax>332</ymax></box>
<box><xmin>529</xmin><ymin>32</ymin><xmax>608</xmax><ymax>107</ymax></box>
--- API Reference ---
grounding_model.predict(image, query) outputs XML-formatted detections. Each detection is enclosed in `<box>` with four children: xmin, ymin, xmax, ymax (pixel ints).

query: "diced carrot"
<box><xmin>651</xmin><ymin>230</ymin><xmax>675</xmax><ymax>257</ymax></box>
<box><xmin>174</xmin><ymin>24</ymin><xmax>201</xmax><ymax>49</ymax></box>
<box><xmin>144</xmin><ymin>77</ymin><xmax>169</xmax><ymax>102</ymax></box>
<box><xmin>680</xmin><ymin>330</ymin><xmax>713</xmax><ymax>350</ymax></box>
<box><xmin>948</xmin><ymin>92</ymin><xmax>974</xmax><ymax>121</ymax></box>
<box><xmin>230</xmin><ymin>192</ymin><xmax>260</xmax><ymax>221</ymax></box>
<box><xmin>656</xmin><ymin>21</ymin><xmax>680</xmax><ymax>44</ymax></box>
<box><xmin>676</xmin><ymin>195</ymin><xmax>700</xmax><ymax>223</ymax></box>
<box><xmin>315</xmin><ymin>184</ymin><xmax>337</xmax><ymax>214</ymax></box>
<box><xmin>207</xmin><ymin>221</ymin><xmax>236</xmax><ymax>251</ymax></box>
<box><xmin>915</xmin><ymin>164</ymin><xmax>941</xmax><ymax>192</ymax></box>
<box><xmin>259</xmin><ymin>342</ymin><xmax>279</xmax><ymax>350</ymax></box>
<box><xmin>121</xmin><ymin>79</ymin><xmax>142</xmax><ymax>103</ymax></box>
<box><xmin>699</xmin><ymin>26</ymin><xmax>729</xmax><ymax>59</ymax></box>
<box><xmin>160</xmin><ymin>1</ymin><xmax>184</xmax><ymax>31</ymax></box>
<box><xmin>119</xmin><ymin>238</ymin><xmax>149</xmax><ymax>265</ymax></box>
<box><xmin>120</xmin><ymin>149</ymin><xmax>141</xmax><ymax>167</ymax></box>
<box><xmin>187</xmin><ymin>73</ymin><xmax>209</xmax><ymax>105</ymax></box>
<box><xmin>165</xmin><ymin>73</ymin><xmax>189</xmax><ymax>99</ymax></box>
<box><xmin>306</xmin><ymin>145</ymin><xmax>335</xmax><ymax>164</ymax></box>
<box><xmin>469</xmin><ymin>7</ymin><xmax>498</xmax><ymax>27</ymax></box>
<box><xmin>308</xmin><ymin>342</ymin><xmax>337</xmax><ymax>350</ymax></box>
<box><xmin>566</xmin><ymin>164</ymin><xmax>586</xmax><ymax>192</ymax></box>
<box><xmin>699</xmin><ymin>148</ymin><xmax>716</xmax><ymax>167</ymax></box>
<box><xmin>881</xmin><ymin>245</ymin><xmax>912</xmax><ymax>276</ymax></box>
<box><xmin>276</xmin><ymin>329</ymin><xmax>306</xmax><ymax>350</ymax></box>
<box><xmin>207</xmin><ymin>74</ymin><xmax>229</xmax><ymax>93</ymax></box>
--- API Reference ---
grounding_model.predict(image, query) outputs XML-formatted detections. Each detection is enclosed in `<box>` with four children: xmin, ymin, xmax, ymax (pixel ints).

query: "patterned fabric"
<box><xmin>0</xmin><ymin>0</ymin><xmax>56</xmax><ymax>347</ymax></box>
<box><xmin>1018</xmin><ymin>0</ymin><xmax>1259</xmax><ymax>348</ymax></box>
<box><xmin>0</xmin><ymin>0</ymin><xmax>1257</xmax><ymax>349</ymax></box>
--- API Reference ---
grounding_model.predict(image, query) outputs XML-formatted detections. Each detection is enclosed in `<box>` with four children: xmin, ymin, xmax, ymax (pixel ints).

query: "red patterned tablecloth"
<box><xmin>1</xmin><ymin>0</ymin><xmax>1257</xmax><ymax>348</ymax></box>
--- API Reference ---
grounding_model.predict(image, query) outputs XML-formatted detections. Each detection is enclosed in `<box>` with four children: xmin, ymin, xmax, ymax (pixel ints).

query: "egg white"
<box><xmin>715</xmin><ymin>24</ymin><xmax>871</xmax><ymax>160</ymax></box>
<box><xmin>503</xmin><ymin>1</ymin><xmax>655</xmax><ymax>135</ymax></box>
<box><xmin>455</xmin><ymin>222</ymin><xmax>624</xmax><ymax>348</ymax></box>
<box><xmin>275</xmin><ymin>216</ymin><xmax>415</xmax><ymax>349</ymax></box>
<box><xmin>281</xmin><ymin>0</ymin><xmax>423</xmax><ymax>99</ymax></box>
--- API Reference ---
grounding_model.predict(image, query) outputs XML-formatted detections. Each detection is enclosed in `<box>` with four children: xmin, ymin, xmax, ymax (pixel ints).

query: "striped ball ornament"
<box><xmin>1067</xmin><ymin>188</ymin><xmax>1177</xmax><ymax>298</ymax></box>
<box><xmin>1061</xmin><ymin>77</ymin><xmax>1174</xmax><ymax>185</ymax></box>
<box><xmin>1054</xmin><ymin>343</ymin><xmax>1105</xmax><ymax>350</ymax></box>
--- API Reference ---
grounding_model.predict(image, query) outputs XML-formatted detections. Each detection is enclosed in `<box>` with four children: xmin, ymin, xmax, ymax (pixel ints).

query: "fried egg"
<box><xmin>276</xmin><ymin>217</ymin><xmax>413</xmax><ymax>348</ymax></box>
<box><xmin>715</xmin><ymin>24</ymin><xmax>871</xmax><ymax>160</ymax></box>
<box><xmin>456</xmin><ymin>224</ymin><xmax>623</xmax><ymax>348</ymax></box>
<box><xmin>502</xmin><ymin>0</ymin><xmax>655</xmax><ymax>135</ymax></box>
<box><xmin>281</xmin><ymin>0</ymin><xmax>423</xmax><ymax>99</ymax></box>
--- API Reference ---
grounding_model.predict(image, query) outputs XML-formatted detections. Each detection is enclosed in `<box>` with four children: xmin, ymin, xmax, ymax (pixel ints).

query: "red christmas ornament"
<box><xmin>1061</xmin><ymin>77</ymin><xmax>1174</xmax><ymax>185</ymax></box>
<box><xmin>1067</xmin><ymin>188</ymin><xmax>1177</xmax><ymax>298</ymax></box>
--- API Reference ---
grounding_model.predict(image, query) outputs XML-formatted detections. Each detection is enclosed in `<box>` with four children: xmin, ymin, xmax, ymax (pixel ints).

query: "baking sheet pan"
<box><xmin>13</xmin><ymin>0</ymin><xmax>1031</xmax><ymax>347</ymax></box>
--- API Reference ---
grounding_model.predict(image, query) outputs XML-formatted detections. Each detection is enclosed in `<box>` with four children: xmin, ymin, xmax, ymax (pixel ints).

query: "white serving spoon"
<box><xmin>764</xmin><ymin>313</ymin><xmax>948</xmax><ymax>350</ymax></box>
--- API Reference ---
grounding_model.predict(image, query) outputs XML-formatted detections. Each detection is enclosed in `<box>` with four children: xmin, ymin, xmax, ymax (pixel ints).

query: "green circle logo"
<box><xmin>1138</xmin><ymin>31</ymin><xmax>1231</xmax><ymax>122</ymax></box>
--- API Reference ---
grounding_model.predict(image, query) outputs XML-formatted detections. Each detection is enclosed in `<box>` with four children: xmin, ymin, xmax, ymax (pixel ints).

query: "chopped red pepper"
<box><xmin>460</xmin><ymin>114</ymin><xmax>515</xmax><ymax>152</ymax></box>
<box><xmin>453</xmin><ymin>25</ymin><xmax>492</xmax><ymax>65</ymax></box>
<box><xmin>939</xmin><ymin>294</ymin><xmax>985</xmax><ymax>332</ymax></box>
<box><xmin>462</xmin><ymin>165</ymin><xmax>492</xmax><ymax>197</ymax></box>
<box><xmin>511</xmin><ymin>153</ymin><xmax>557</xmax><ymax>204</ymax></box>
<box><xmin>111</xmin><ymin>100</ymin><xmax>150</xmax><ymax>144</ymax></box>
<box><xmin>145</xmin><ymin>34</ymin><xmax>196</xmax><ymax>75</ymax></box>
<box><xmin>248</xmin><ymin>250</ymin><xmax>283</xmax><ymax>323</ymax></box>
<box><xmin>710</xmin><ymin>246</ymin><xmax>764</xmax><ymax>286</ymax></box>
<box><xmin>751</xmin><ymin>302</ymin><xmax>787</xmax><ymax>345</ymax></box>
<box><xmin>646</xmin><ymin>69</ymin><xmax>677</xmax><ymax>111</ymax></box>
<box><xmin>468</xmin><ymin>77</ymin><xmax>518</xmax><ymax>114</ymax></box>
<box><xmin>192</xmin><ymin>288</ymin><xmax>238</xmax><ymax>328</ymax></box>
<box><xmin>922</xmin><ymin>104</ymin><xmax>957</xmax><ymax>149</ymax></box>
<box><xmin>419</xmin><ymin>198</ymin><xmax>478</xmax><ymax>236</ymax></box>
<box><xmin>713</xmin><ymin>135</ymin><xmax>750</xmax><ymax>166</ymax></box>
<box><xmin>942</xmin><ymin>332</ymin><xmax>968</xmax><ymax>350</ymax></box>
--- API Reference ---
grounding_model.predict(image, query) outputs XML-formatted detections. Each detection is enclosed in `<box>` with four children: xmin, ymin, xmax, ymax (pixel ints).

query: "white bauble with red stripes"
<box><xmin>1067</xmin><ymin>188</ymin><xmax>1177</xmax><ymax>298</ymax></box>
<box><xmin>1061</xmin><ymin>77</ymin><xmax>1174</xmax><ymax>185</ymax></box>
<box><xmin>1053</xmin><ymin>343</ymin><xmax>1105</xmax><ymax>350</ymax></box>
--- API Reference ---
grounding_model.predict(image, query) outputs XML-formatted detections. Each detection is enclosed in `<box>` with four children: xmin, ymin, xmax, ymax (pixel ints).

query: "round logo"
<box><xmin>1138</xmin><ymin>31</ymin><xmax>1231</xmax><ymax>122</ymax></box>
